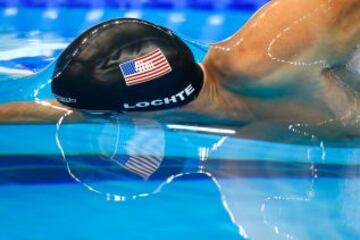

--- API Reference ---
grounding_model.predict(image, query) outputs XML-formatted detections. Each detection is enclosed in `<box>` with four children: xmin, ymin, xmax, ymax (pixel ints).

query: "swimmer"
<box><xmin>0</xmin><ymin>0</ymin><xmax>359</xmax><ymax>137</ymax></box>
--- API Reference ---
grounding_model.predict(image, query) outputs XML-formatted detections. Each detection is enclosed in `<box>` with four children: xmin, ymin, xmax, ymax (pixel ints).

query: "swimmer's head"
<box><xmin>51</xmin><ymin>18</ymin><xmax>204</xmax><ymax>112</ymax></box>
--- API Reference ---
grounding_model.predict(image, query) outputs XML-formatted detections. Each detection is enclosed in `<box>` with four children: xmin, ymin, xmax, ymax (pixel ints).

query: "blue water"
<box><xmin>1</xmin><ymin>4</ymin><xmax>360</xmax><ymax>240</ymax></box>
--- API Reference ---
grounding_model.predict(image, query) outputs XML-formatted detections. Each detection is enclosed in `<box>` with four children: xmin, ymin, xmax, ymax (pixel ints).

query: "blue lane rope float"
<box><xmin>0</xmin><ymin>0</ymin><xmax>270</xmax><ymax>11</ymax></box>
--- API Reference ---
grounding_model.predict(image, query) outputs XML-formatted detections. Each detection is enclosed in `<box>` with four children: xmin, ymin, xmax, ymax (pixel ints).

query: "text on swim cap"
<box><xmin>54</xmin><ymin>94</ymin><xmax>77</xmax><ymax>103</ymax></box>
<box><xmin>123</xmin><ymin>84</ymin><xmax>195</xmax><ymax>109</ymax></box>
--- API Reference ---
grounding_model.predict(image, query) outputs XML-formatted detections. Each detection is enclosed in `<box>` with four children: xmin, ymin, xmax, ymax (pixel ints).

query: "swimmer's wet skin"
<box><xmin>0</xmin><ymin>0</ymin><xmax>359</xmax><ymax>139</ymax></box>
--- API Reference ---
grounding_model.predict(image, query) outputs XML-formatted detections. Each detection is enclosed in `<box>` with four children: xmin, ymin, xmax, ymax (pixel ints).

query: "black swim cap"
<box><xmin>51</xmin><ymin>18</ymin><xmax>204</xmax><ymax>112</ymax></box>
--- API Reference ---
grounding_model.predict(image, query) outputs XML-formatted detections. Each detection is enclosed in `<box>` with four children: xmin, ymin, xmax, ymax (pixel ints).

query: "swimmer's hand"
<box><xmin>0</xmin><ymin>100</ymin><xmax>86</xmax><ymax>124</ymax></box>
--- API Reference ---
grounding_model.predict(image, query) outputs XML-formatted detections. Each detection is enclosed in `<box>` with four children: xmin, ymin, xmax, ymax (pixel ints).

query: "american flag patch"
<box><xmin>119</xmin><ymin>48</ymin><xmax>172</xmax><ymax>86</ymax></box>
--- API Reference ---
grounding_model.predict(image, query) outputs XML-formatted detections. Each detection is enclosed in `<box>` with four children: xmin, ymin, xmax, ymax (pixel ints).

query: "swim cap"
<box><xmin>51</xmin><ymin>18</ymin><xmax>204</xmax><ymax>112</ymax></box>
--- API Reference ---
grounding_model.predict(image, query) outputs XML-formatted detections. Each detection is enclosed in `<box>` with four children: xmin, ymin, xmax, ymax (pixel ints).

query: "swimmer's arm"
<box><xmin>0</xmin><ymin>100</ymin><xmax>85</xmax><ymax>124</ymax></box>
<box><xmin>205</xmin><ymin>0</ymin><xmax>360</xmax><ymax>78</ymax></box>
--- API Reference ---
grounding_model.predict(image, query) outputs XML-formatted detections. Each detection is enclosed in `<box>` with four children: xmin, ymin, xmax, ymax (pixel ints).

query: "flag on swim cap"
<box><xmin>51</xmin><ymin>18</ymin><xmax>204</xmax><ymax>112</ymax></box>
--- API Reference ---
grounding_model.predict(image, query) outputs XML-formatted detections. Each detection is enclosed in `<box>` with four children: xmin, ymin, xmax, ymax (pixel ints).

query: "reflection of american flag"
<box><xmin>119</xmin><ymin>156</ymin><xmax>163</xmax><ymax>179</ymax></box>
<box><xmin>114</xmin><ymin>119</ymin><xmax>165</xmax><ymax>179</ymax></box>
<box><xmin>119</xmin><ymin>48</ymin><xmax>172</xmax><ymax>86</ymax></box>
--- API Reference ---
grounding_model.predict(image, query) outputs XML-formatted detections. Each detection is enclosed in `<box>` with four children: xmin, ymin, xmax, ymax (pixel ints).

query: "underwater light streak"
<box><xmin>4</xmin><ymin>7</ymin><xmax>18</xmax><ymax>16</ymax></box>
<box><xmin>0</xmin><ymin>66</ymin><xmax>33</xmax><ymax>76</ymax></box>
<box><xmin>86</xmin><ymin>9</ymin><xmax>104</xmax><ymax>22</ymax></box>
<box><xmin>43</xmin><ymin>9</ymin><xmax>58</xmax><ymax>20</ymax></box>
<box><xmin>167</xmin><ymin>124</ymin><xmax>236</xmax><ymax>134</ymax></box>
<box><xmin>0</xmin><ymin>43</ymin><xmax>67</xmax><ymax>61</ymax></box>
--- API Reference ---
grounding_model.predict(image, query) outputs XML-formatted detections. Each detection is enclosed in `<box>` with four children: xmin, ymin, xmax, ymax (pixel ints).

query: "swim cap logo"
<box><xmin>54</xmin><ymin>94</ymin><xmax>77</xmax><ymax>104</ymax></box>
<box><xmin>123</xmin><ymin>84</ymin><xmax>195</xmax><ymax>109</ymax></box>
<box><xmin>119</xmin><ymin>48</ymin><xmax>172</xmax><ymax>86</ymax></box>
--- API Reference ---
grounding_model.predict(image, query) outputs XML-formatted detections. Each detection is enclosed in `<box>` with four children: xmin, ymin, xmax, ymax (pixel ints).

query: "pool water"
<box><xmin>1</xmin><ymin>3</ymin><xmax>360</xmax><ymax>240</ymax></box>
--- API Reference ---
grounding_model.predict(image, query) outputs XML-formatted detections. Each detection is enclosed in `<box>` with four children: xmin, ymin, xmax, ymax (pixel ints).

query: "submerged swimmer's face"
<box><xmin>51</xmin><ymin>18</ymin><xmax>204</xmax><ymax>114</ymax></box>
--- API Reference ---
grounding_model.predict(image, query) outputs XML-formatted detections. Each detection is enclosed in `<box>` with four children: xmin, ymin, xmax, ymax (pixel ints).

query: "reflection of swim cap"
<box><xmin>57</xmin><ymin>116</ymin><xmax>192</xmax><ymax>201</ymax></box>
<box><xmin>51</xmin><ymin>18</ymin><xmax>204</xmax><ymax>112</ymax></box>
